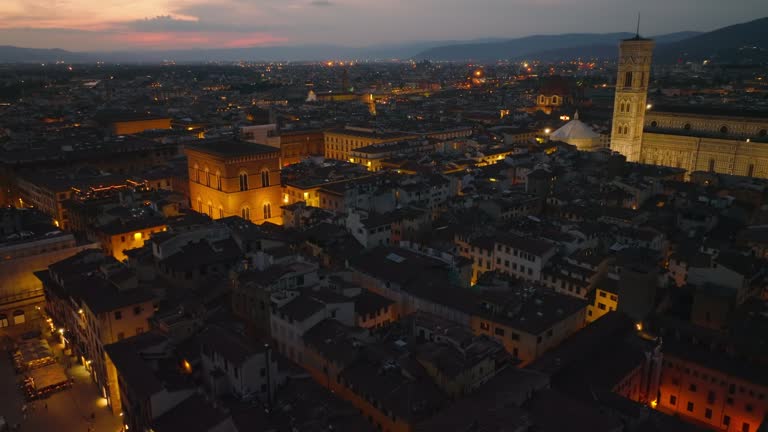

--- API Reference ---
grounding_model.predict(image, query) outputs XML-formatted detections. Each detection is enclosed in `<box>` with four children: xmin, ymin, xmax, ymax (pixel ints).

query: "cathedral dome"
<box><xmin>550</xmin><ymin>112</ymin><xmax>599</xmax><ymax>141</ymax></box>
<box><xmin>549</xmin><ymin>112</ymin><xmax>600</xmax><ymax>151</ymax></box>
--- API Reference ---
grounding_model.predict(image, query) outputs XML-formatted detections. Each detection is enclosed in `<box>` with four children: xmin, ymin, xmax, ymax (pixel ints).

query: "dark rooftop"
<box><xmin>152</xmin><ymin>395</ymin><xmax>230</xmax><ymax>432</ymax></box>
<box><xmin>104</xmin><ymin>332</ymin><xmax>169</xmax><ymax>399</ymax></box>
<box><xmin>198</xmin><ymin>326</ymin><xmax>266</xmax><ymax>366</ymax></box>
<box><xmin>185</xmin><ymin>138</ymin><xmax>279</xmax><ymax>158</ymax></box>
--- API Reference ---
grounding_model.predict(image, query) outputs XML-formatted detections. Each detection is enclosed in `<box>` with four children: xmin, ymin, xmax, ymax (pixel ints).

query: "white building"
<box><xmin>199</xmin><ymin>326</ymin><xmax>280</xmax><ymax>402</ymax></box>
<box><xmin>270</xmin><ymin>288</ymin><xmax>355</xmax><ymax>364</ymax></box>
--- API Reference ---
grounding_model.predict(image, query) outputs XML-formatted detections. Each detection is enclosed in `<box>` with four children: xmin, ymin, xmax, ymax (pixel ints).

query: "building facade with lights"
<box><xmin>37</xmin><ymin>250</ymin><xmax>156</xmax><ymax>414</ymax></box>
<box><xmin>95</xmin><ymin>217</ymin><xmax>167</xmax><ymax>262</ymax></box>
<box><xmin>324</xmin><ymin>127</ymin><xmax>416</xmax><ymax>162</ymax></box>
<box><xmin>653</xmin><ymin>317</ymin><xmax>768</xmax><ymax>432</ymax></box>
<box><xmin>186</xmin><ymin>139</ymin><xmax>283</xmax><ymax>225</ymax></box>
<box><xmin>611</xmin><ymin>38</ymin><xmax>768</xmax><ymax>178</ymax></box>
<box><xmin>0</xmin><ymin>231</ymin><xmax>98</xmax><ymax>339</ymax></box>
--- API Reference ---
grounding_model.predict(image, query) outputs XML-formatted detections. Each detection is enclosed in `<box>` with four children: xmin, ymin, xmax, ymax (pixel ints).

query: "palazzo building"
<box><xmin>186</xmin><ymin>139</ymin><xmax>282</xmax><ymax>225</ymax></box>
<box><xmin>611</xmin><ymin>37</ymin><xmax>768</xmax><ymax>178</ymax></box>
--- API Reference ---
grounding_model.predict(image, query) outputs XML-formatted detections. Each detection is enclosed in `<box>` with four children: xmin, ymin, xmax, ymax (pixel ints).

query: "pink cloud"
<box><xmin>109</xmin><ymin>31</ymin><xmax>287</xmax><ymax>49</ymax></box>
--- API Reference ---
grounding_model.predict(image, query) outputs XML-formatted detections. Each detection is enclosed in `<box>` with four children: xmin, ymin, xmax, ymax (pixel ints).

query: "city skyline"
<box><xmin>1</xmin><ymin>0</ymin><xmax>767</xmax><ymax>51</ymax></box>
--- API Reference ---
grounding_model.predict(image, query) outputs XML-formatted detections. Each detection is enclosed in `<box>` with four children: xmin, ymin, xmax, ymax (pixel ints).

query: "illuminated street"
<box><xmin>0</xmin><ymin>340</ymin><xmax>122</xmax><ymax>432</ymax></box>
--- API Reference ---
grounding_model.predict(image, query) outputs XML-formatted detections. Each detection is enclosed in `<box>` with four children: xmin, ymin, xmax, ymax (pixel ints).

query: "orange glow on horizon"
<box><xmin>113</xmin><ymin>32</ymin><xmax>286</xmax><ymax>49</ymax></box>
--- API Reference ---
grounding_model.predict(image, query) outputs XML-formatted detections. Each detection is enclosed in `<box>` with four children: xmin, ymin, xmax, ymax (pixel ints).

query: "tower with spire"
<box><xmin>610</xmin><ymin>16</ymin><xmax>654</xmax><ymax>162</ymax></box>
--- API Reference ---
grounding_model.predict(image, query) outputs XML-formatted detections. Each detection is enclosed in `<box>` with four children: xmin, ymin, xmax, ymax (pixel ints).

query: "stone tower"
<box><xmin>611</xmin><ymin>36</ymin><xmax>654</xmax><ymax>162</ymax></box>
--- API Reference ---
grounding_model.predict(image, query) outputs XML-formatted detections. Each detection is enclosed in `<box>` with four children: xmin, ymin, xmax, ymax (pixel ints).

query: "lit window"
<box><xmin>12</xmin><ymin>310</ymin><xmax>25</xmax><ymax>325</ymax></box>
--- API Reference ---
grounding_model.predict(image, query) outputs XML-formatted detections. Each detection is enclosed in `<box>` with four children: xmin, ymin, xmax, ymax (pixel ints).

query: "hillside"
<box><xmin>655</xmin><ymin>17</ymin><xmax>768</xmax><ymax>63</ymax></box>
<box><xmin>414</xmin><ymin>17</ymin><xmax>768</xmax><ymax>63</ymax></box>
<box><xmin>413</xmin><ymin>33</ymin><xmax>638</xmax><ymax>62</ymax></box>
<box><xmin>0</xmin><ymin>46</ymin><xmax>86</xmax><ymax>63</ymax></box>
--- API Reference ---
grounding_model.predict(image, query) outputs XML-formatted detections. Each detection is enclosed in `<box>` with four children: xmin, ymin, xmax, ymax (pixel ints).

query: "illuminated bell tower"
<box><xmin>611</xmin><ymin>35</ymin><xmax>654</xmax><ymax>162</ymax></box>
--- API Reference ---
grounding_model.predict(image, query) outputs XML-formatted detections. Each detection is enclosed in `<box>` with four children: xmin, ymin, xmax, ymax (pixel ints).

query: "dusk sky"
<box><xmin>1</xmin><ymin>0</ymin><xmax>766</xmax><ymax>51</ymax></box>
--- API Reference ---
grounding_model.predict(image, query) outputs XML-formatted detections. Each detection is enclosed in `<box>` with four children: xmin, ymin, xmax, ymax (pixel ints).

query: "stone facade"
<box><xmin>610</xmin><ymin>37</ymin><xmax>768</xmax><ymax>179</ymax></box>
<box><xmin>640</xmin><ymin>132</ymin><xmax>768</xmax><ymax>179</ymax></box>
<box><xmin>610</xmin><ymin>37</ymin><xmax>654</xmax><ymax>162</ymax></box>
<box><xmin>186</xmin><ymin>141</ymin><xmax>283</xmax><ymax>224</ymax></box>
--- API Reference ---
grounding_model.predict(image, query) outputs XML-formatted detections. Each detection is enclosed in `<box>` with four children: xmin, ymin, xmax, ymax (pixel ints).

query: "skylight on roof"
<box><xmin>386</xmin><ymin>253</ymin><xmax>406</xmax><ymax>263</ymax></box>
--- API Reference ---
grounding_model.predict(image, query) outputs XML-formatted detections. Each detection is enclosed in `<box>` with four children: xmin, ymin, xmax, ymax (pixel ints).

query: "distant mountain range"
<box><xmin>0</xmin><ymin>17</ymin><xmax>766</xmax><ymax>64</ymax></box>
<box><xmin>413</xmin><ymin>31</ymin><xmax>700</xmax><ymax>61</ymax></box>
<box><xmin>0</xmin><ymin>46</ymin><xmax>90</xmax><ymax>63</ymax></box>
<box><xmin>415</xmin><ymin>17</ymin><xmax>768</xmax><ymax>62</ymax></box>
<box><xmin>654</xmin><ymin>17</ymin><xmax>768</xmax><ymax>63</ymax></box>
<box><xmin>0</xmin><ymin>40</ymin><xmax>482</xmax><ymax>64</ymax></box>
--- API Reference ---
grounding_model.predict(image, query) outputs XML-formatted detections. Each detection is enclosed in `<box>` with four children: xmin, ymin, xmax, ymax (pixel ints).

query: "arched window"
<box><xmin>263</xmin><ymin>203</ymin><xmax>272</xmax><ymax>220</ymax></box>
<box><xmin>204</xmin><ymin>167</ymin><xmax>210</xmax><ymax>186</ymax></box>
<box><xmin>239</xmin><ymin>171</ymin><xmax>249</xmax><ymax>191</ymax></box>
<box><xmin>261</xmin><ymin>169</ymin><xmax>270</xmax><ymax>187</ymax></box>
<box><xmin>207</xmin><ymin>201</ymin><xmax>213</xmax><ymax>217</ymax></box>
<box><xmin>193</xmin><ymin>164</ymin><xmax>200</xmax><ymax>183</ymax></box>
<box><xmin>552</xmin><ymin>96</ymin><xmax>559</xmax><ymax>105</ymax></box>
<box><xmin>720</xmin><ymin>125</ymin><xmax>728</xmax><ymax>135</ymax></box>
<box><xmin>218</xmin><ymin>206</ymin><xmax>224</xmax><ymax>219</ymax></box>
<box><xmin>13</xmin><ymin>310</ymin><xmax>25</xmax><ymax>325</ymax></box>
<box><xmin>650</xmin><ymin>121</ymin><xmax>658</xmax><ymax>128</ymax></box>
<box><xmin>241</xmin><ymin>207</ymin><xmax>250</xmax><ymax>220</ymax></box>
<box><xmin>624</xmin><ymin>71</ymin><xmax>633</xmax><ymax>88</ymax></box>
<box><xmin>197</xmin><ymin>198</ymin><xmax>203</xmax><ymax>213</ymax></box>
<box><xmin>215</xmin><ymin>171</ymin><xmax>222</xmax><ymax>190</ymax></box>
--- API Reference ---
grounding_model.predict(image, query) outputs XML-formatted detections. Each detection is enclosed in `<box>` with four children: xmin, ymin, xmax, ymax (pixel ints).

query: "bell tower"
<box><xmin>611</xmin><ymin>35</ymin><xmax>654</xmax><ymax>162</ymax></box>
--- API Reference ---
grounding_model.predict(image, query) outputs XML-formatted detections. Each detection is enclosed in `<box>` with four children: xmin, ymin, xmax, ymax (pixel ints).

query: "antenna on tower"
<box><xmin>635</xmin><ymin>12</ymin><xmax>641</xmax><ymax>38</ymax></box>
